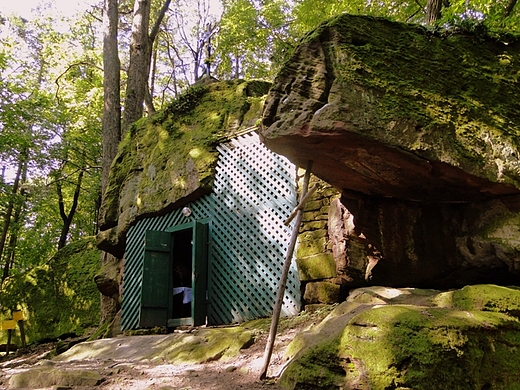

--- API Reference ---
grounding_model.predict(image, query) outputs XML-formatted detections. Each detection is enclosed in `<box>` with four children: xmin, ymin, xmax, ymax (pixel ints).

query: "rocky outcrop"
<box><xmin>280</xmin><ymin>284</ymin><xmax>520</xmax><ymax>389</ymax></box>
<box><xmin>261</xmin><ymin>14</ymin><xmax>520</xmax><ymax>288</ymax></box>
<box><xmin>97</xmin><ymin>80</ymin><xmax>270</xmax><ymax>258</ymax></box>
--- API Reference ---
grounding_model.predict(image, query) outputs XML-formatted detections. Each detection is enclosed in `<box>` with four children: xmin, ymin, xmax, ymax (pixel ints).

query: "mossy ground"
<box><xmin>0</xmin><ymin>237</ymin><xmax>100</xmax><ymax>345</ymax></box>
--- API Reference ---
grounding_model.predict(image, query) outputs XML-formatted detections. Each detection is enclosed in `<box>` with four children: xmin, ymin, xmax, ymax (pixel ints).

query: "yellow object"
<box><xmin>1</xmin><ymin>320</ymin><xmax>16</xmax><ymax>330</ymax></box>
<box><xmin>12</xmin><ymin>311</ymin><xmax>24</xmax><ymax>321</ymax></box>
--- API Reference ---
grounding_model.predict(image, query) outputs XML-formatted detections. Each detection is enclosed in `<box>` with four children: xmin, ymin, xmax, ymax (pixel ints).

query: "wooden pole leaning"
<box><xmin>259</xmin><ymin>160</ymin><xmax>313</xmax><ymax>380</ymax></box>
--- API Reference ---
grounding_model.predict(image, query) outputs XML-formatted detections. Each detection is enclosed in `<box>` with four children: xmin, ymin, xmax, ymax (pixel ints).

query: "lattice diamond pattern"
<box><xmin>121</xmin><ymin>131</ymin><xmax>300</xmax><ymax>330</ymax></box>
<box><xmin>209</xmin><ymin>132</ymin><xmax>299</xmax><ymax>324</ymax></box>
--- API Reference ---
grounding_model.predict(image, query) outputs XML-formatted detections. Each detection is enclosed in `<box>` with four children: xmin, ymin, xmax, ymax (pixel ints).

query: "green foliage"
<box><xmin>0</xmin><ymin>9</ymin><xmax>102</xmax><ymax>278</ymax></box>
<box><xmin>215</xmin><ymin>0</ymin><xmax>291</xmax><ymax>80</ymax></box>
<box><xmin>0</xmin><ymin>237</ymin><xmax>101</xmax><ymax>344</ymax></box>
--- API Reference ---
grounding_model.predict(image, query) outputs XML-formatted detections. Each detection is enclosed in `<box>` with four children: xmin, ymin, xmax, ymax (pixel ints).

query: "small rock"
<box><xmin>37</xmin><ymin>360</ymin><xmax>55</xmax><ymax>367</ymax></box>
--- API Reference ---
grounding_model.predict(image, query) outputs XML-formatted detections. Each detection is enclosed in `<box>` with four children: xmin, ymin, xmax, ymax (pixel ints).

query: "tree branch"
<box><xmin>55</xmin><ymin>61</ymin><xmax>103</xmax><ymax>103</ymax></box>
<box><xmin>149</xmin><ymin>0</ymin><xmax>171</xmax><ymax>43</ymax></box>
<box><xmin>407</xmin><ymin>0</ymin><xmax>425</xmax><ymax>22</ymax></box>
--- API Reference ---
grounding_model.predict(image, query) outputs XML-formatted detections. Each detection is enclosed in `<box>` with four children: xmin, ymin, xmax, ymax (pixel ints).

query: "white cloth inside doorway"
<box><xmin>173</xmin><ymin>287</ymin><xmax>192</xmax><ymax>304</ymax></box>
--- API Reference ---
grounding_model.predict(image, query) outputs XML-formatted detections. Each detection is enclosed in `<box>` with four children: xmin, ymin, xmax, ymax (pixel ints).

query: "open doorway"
<box><xmin>171</xmin><ymin>228</ymin><xmax>193</xmax><ymax>320</ymax></box>
<box><xmin>139</xmin><ymin>220</ymin><xmax>209</xmax><ymax>329</ymax></box>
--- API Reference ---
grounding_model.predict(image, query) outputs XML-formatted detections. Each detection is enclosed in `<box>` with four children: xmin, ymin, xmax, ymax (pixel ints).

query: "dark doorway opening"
<box><xmin>171</xmin><ymin>228</ymin><xmax>193</xmax><ymax>320</ymax></box>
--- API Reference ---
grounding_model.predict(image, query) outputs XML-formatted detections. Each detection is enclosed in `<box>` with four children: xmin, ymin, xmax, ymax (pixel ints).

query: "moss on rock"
<box><xmin>9</xmin><ymin>366</ymin><xmax>103</xmax><ymax>389</ymax></box>
<box><xmin>296</xmin><ymin>230</ymin><xmax>328</xmax><ymax>259</ymax></box>
<box><xmin>98</xmin><ymin>80</ymin><xmax>270</xmax><ymax>258</ymax></box>
<box><xmin>281</xmin><ymin>284</ymin><xmax>520</xmax><ymax>389</ymax></box>
<box><xmin>433</xmin><ymin>284</ymin><xmax>520</xmax><ymax>314</ymax></box>
<box><xmin>56</xmin><ymin>326</ymin><xmax>254</xmax><ymax>365</ymax></box>
<box><xmin>159</xmin><ymin>327</ymin><xmax>254</xmax><ymax>363</ymax></box>
<box><xmin>304</xmin><ymin>281</ymin><xmax>341</xmax><ymax>304</ymax></box>
<box><xmin>296</xmin><ymin>254</ymin><xmax>337</xmax><ymax>281</ymax></box>
<box><xmin>262</xmin><ymin>14</ymin><xmax>520</xmax><ymax>201</ymax></box>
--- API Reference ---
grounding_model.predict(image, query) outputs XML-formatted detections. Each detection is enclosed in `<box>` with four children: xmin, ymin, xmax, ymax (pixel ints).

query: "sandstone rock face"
<box><xmin>261</xmin><ymin>14</ymin><xmax>520</xmax><ymax>287</ymax></box>
<box><xmin>281</xmin><ymin>285</ymin><xmax>520</xmax><ymax>389</ymax></box>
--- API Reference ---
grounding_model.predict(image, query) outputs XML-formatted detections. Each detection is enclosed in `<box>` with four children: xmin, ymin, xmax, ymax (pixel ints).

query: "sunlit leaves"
<box><xmin>0</xmin><ymin>8</ymin><xmax>102</xmax><ymax>274</ymax></box>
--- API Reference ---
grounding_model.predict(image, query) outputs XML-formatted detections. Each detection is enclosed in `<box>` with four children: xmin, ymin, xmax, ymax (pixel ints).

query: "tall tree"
<box><xmin>1</xmin><ymin>7</ymin><xmax>103</xmax><ymax>283</ymax></box>
<box><xmin>122</xmin><ymin>0</ymin><xmax>171</xmax><ymax>133</ymax></box>
<box><xmin>0</xmin><ymin>152</ymin><xmax>27</xmax><ymax>282</ymax></box>
<box><xmin>100</xmin><ymin>0</ymin><xmax>122</xmax><ymax>326</ymax></box>
<box><xmin>102</xmin><ymin>0</ymin><xmax>121</xmax><ymax>193</ymax></box>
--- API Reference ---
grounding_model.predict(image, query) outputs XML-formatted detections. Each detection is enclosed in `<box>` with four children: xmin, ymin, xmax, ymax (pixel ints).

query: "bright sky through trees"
<box><xmin>0</xmin><ymin>0</ymin><xmax>99</xmax><ymax>19</ymax></box>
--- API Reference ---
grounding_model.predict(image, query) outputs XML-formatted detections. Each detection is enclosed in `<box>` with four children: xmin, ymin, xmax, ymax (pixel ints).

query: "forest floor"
<box><xmin>0</xmin><ymin>307</ymin><xmax>333</xmax><ymax>390</ymax></box>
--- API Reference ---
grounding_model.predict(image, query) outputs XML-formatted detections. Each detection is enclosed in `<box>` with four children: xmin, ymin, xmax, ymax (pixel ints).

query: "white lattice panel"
<box><xmin>209</xmin><ymin>132</ymin><xmax>300</xmax><ymax>324</ymax></box>
<box><xmin>121</xmin><ymin>131</ymin><xmax>300</xmax><ymax>329</ymax></box>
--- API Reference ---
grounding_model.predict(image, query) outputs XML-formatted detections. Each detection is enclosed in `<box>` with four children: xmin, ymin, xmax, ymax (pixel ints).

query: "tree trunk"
<box><xmin>1</xmin><ymin>153</ymin><xmax>27</xmax><ymax>283</ymax></box>
<box><xmin>57</xmin><ymin>170</ymin><xmax>84</xmax><ymax>250</ymax></box>
<box><xmin>101</xmin><ymin>0</ymin><xmax>122</xmax><ymax>327</ymax></box>
<box><xmin>102</xmin><ymin>0</ymin><xmax>121</xmax><ymax>193</ymax></box>
<box><xmin>99</xmin><ymin>0</ymin><xmax>171</xmax><ymax>331</ymax></box>
<box><xmin>122</xmin><ymin>0</ymin><xmax>151</xmax><ymax>134</ymax></box>
<box><xmin>426</xmin><ymin>0</ymin><xmax>444</xmax><ymax>24</ymax></box>
<box><xmin>504</xmin><ymin>0</ymin><xmax>518</xmax><ymax>17</ymax></box>
<box><xmin>5</xmin><ymin>190</ymin><xmax>26</xmax><ymax>278</ymax></box>
<box><xmin>123</xmin><ymin>0</ymin><xmax>170</xmax><ymax>133</ymax></box>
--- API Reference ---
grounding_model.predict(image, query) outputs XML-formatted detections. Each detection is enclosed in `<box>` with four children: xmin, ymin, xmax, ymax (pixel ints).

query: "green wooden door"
<box><xmin>192</xmin><ymin>221</ymin><xmax>208</xmax><ymax>326</ymax></box>
<box><xmin>140</xmin><ymin>230</ymin><xmax>172</xmax><ymax>328</ymax></box>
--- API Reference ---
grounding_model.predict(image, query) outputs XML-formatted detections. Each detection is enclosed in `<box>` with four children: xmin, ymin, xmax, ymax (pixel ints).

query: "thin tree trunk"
<box><xmin>1</xmin><ymin>154</ymin><xmax>26</xmax><ymax>283</ymax></box>
<box><xmin>146</xmin><ymin>44</ymin><xmax>158</xmax><ymax>114</ymax></box>
<box><xmin>426</xmin><ymin>0</ymin><xmax>444</xmax><ymax>24</ymax></box>
<box><xmin>3</xmin><ymin>162</ymin><xmax>27</xmax><ymax>281</ymax></box>
<box><xmin>123</xmin><ymin>0</ymin><xmax>170</xmax><ymax>132</ymax></box>
<box><xmin>5</xmin><ymin>192</ymin><xmax>26</xmax><ymax>279</ymax></box>
<box><xmin>57</xmin><ymin>170</ymin><xmax>84</xmax><ymax>250</ymax></box>
<box><xmin>144</xmin><ymin>84</ymin><xmax>156</xmax><ymax>115</ymax></box>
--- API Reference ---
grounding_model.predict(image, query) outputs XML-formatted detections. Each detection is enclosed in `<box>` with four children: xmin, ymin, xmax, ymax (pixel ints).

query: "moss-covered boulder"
<box><xmin>55</xmin><ymin>326</ymin><xmax>254</xmax><ymax>364</ymax></box>
<box><xmin>9</xmin><ymin>365</ymin><xmax>103</xmax><ymax>389</ymax></box>
<box><xmin>261</xmin><ymin>15</ymin><xmax>520</xmax><ymax>288</ymax></box>
<box><xmin>280</xmin><ymin>284</ymin><xmax>520</xmax><ymax>389</ymax></box>
<box><xmin>0</xmin><ymin>237</ymin><xmax>100</xmax><ymax>345</ymax></box>
<box><xmin>98</xmin><ymin>80</ymin><xmax>270</xmax><ymax>258</ymax></box>
<box><xmin>262</xmin><ymin>14</ymin><xmax>520</xmax><ymax>200</ymax></box>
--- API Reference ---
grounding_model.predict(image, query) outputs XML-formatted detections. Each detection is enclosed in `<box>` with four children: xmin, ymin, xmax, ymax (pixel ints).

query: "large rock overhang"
<box><xmin>260</xmin><ymin>14</ymin><xmax>520</xmax><ymax>202</ymax></box>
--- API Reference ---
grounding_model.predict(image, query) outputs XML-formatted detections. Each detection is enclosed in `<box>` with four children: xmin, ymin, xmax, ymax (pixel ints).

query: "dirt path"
<box><xmin>0</xmin><ymin>311</ymin><xmax>327</xmax><ymax>390</ymax></box>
